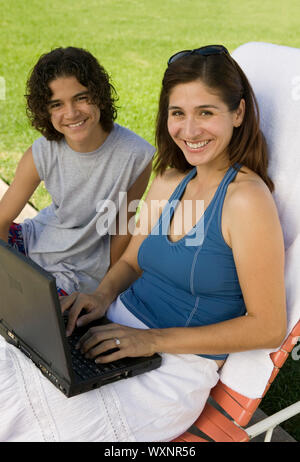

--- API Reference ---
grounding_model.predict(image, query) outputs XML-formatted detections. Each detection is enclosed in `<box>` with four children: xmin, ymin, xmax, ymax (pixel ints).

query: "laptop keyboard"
<box><xmin>64</xmin><ymin>318</ymin><xmax>125</xmax><ymax>380</ymax></box>
<box><xmin>68</xmin><ymin>332</ymin><xmax>119</xmax><ymax>379</ymax></box>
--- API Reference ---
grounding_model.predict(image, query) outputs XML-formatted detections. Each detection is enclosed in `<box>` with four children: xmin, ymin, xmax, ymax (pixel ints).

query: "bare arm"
<box><xmin>109</xmin><ymin>160</ymin><xmax>153</xmax><ymax>267</ymax></box>
<box><xmin>0</xmin><ymin>147</ymin><xmax>41</xmax><ymax>240</ymax></box>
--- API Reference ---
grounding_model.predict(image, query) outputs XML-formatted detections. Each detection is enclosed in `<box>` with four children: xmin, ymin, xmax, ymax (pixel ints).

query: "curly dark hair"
<box><xmin>25</xmin><ymin>47</ymin><xmax>118</xmax><ymax>140</ymax></box>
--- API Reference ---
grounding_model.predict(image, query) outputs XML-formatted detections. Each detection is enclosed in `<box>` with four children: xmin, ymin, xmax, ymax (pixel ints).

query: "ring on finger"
<box><xmin>114</xmin><ymin>338</ymin><xmax>121</xmax><ymax>347</ymax></box>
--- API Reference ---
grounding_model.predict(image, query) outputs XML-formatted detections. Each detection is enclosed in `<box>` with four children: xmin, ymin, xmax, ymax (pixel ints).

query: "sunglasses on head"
<box><xmin>167</xmin><ymin>45</ymin><xmax>229</xmax><ymax>65</ymax></box>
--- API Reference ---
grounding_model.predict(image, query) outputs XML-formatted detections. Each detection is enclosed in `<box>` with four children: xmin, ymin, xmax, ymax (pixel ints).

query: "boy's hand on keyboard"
<box><xmin>60</xmin><ymin>292</ymin><xmax>109</xmax><ymax>336</ymax></box>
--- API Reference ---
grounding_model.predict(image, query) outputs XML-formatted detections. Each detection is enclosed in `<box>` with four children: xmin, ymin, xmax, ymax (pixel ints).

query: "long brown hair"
<box><xmin>154</xmin><ymin>52</ymin><xmax>274</xmax><ymax>192</ymax></box>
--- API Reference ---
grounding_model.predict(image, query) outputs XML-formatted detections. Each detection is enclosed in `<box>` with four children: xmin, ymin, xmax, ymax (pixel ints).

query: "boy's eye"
<box><xmin>77</xmin><ymin>95</ymin><xmax>89</xmax><ymax>102</ymax></box>
<box><xmin>48</xmin><ymin>101</ymin><xmax>61</xmax><ymax>109</ymax></box>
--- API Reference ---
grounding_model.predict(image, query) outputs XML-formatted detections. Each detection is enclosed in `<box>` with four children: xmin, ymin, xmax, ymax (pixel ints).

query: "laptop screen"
<box><xmin>0</xmin><ymin>241</ymin><xmax>72</xmax><ymax>382</ymax></box>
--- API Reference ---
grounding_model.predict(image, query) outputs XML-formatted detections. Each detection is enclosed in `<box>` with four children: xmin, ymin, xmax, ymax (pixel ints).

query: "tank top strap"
<box><xmin>189</xmin><ymin>163</ymin><xmax>242</xmax><ymax>295</ymax></box>
<box><xmin>151</xmin><ymin>168</ymin><xmax>196</xmax><ymax>235</ymax></box>
<box><xmin>154</xmin><ymin>164</ymin><xmax>241</xmax><ymax>235</ymax></box>
<box><xmin>168</xmin><ymin>167</ymin><xmax>197</xmax><ymax>202</ymax></box>
<box><xmin>205</xmin><ymin>163</ymin><xmax>242</xmax><ymax>215</ymax></box>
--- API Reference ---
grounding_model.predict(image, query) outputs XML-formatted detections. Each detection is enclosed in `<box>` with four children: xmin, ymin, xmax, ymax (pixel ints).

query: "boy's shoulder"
<box><xmin>33</xmin><ymin>135</ymin><xmax>59</xmax><ymax>147</ymax></box>
<box><xmin>114</xmin><ymin>124</ymin><xmax>155</xmax><ymax>152</ymax></box>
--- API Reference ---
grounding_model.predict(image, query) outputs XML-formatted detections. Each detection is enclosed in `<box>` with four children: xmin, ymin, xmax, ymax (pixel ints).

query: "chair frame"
<box><xmin>173</xmin><ymin>320</ymin><xmax>300</xmax><ymax>442</ymax></box>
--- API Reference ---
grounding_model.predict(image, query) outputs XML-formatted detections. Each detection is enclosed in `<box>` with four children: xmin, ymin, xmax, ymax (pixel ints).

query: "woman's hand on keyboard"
<box><xmin>76</xmin><ymin>323</ymin><xmax>157</xmax><ymax>362</ymax></box>
<box><xmin>60</xmin><ymin>292</ymin><xmax>109</xmax><ymax>336</ymax></box>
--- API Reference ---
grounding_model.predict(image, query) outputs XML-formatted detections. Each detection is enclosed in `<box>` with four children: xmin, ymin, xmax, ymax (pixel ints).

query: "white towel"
<box><xmin>220</xmin><ymin>235</ymin><xmax>300</xmax><ymax>398</ymax></box>
<box><xmin>219</xmin><ymin>42</ymin><xmax>300</xmax><ymax>398</ymax></box>
<box><xmin>233</xmin><ymin>42</ymin><xmax>300</xmax><ymax>250</ymax></box>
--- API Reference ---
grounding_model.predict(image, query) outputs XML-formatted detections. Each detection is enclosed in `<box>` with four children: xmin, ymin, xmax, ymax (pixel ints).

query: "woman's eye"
<box><xmin>200</xmin><ymin>110</ymin><xmax>213</xmax><ymax>117</ymax></box>
<box><xmin>171</xmin><ymin>110</ymin><xmax>183</xmax><ymax>117</ymax></box>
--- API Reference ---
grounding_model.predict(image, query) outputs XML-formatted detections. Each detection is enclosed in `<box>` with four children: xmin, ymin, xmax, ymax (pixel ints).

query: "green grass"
<box><xmin>1</xmin><ymin>0</ymin><xmax>300</xmax><ymax>156</ymax></box>
<box><xmin>0</xmin><ymin>0</ymin><xmax>299</xmax><ymax>441</ymax></box>
<box><xmin>261</xmin><ymin>348</ymin><xmax>300</xmax><ymax>441</ymax></box>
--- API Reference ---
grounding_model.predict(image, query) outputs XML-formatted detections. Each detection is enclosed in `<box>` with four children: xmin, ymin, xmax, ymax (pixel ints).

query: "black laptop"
<box><xmin>0</xmin><ymin>239</ymin><xmax>161</xmax><ymax>397</ymax></box>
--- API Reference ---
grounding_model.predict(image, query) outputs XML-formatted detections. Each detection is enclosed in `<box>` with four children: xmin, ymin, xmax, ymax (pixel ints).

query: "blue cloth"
<box><xmin>120</xmin><ymin>165</ymin><xmax>246</xmax><ymax>360</ymax></box>
<box><xmin>8</xmin><ymin>223</ymin><xmax>68</xmax><ymax>296</ymax></box>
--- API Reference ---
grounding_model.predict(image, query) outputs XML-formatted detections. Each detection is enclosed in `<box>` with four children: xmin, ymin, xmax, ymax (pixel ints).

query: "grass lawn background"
<box><xmin>0</xmin><ymin>0</ymin><xmax>299</xmax><ymax>441</ymax></box>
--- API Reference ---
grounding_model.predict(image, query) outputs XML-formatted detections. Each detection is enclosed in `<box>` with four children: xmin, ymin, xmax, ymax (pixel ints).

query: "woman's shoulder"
<box><xmin>225</xmin><ymin>166</ymin><xmax>277</xmax><ymax>220</ymax></box>
<box><xmin>230</xmin><ymin>166</ymin><xmax>272</xmax><ymax>201</ymax></box>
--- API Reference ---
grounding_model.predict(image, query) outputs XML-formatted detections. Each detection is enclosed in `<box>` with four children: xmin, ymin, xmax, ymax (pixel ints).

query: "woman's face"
<box><xmin>47</xmin><ymin>75</ymin><xmax>107</xmax><ymax>152</ymax></box>
<box><xmin>167</xmin><ymin>79</ymin><xmax>245</xmax><ymax>169</ymax></box>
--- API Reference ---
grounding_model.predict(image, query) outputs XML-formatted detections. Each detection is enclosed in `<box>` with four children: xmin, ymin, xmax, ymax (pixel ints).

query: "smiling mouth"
<box><xmin>66</xmin><ymin>119</ymin><xmax>87</xmax><ymax>128</ymax></box>
<box><xmin>185</xmin><ymin>140</ymin><xmax>210</xmax><ymax>149</ymax></box>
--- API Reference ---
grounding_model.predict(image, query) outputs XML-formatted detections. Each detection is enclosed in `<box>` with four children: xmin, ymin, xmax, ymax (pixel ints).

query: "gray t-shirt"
<box><xmin>21</xmin><ymin>123</ymin><xmax>155</xmax><ymax>293</ymax></box>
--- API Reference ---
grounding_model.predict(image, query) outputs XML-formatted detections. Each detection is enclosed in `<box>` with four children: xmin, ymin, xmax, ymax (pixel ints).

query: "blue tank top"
<box><xmin>120</xmin><ymin>165</ymin><xmax>246</xmax><ymax>360</ymax></box>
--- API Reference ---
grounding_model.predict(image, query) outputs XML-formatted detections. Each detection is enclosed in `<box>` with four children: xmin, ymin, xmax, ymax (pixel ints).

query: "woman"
<box><xmin>0</xmin><ymin>47</ymin><xmax>154</xmax><ymax>295</ymax></box>
<box><xmin>0</xmin><ymin>45</ymin><xmax>286</xmax><ymax>442</ymax></box>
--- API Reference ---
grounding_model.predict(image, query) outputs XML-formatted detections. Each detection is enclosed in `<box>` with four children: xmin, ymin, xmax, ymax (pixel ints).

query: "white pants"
<box><xmin>0</xmin><ymin>297</ymin><xmax>219</xmax><ymax>442</ymax></box>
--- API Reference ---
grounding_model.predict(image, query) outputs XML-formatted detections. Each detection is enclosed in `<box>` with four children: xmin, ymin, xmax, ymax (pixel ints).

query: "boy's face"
<box><xmin>47</xmin><ymin>75</ymin><xmax>108</xmax><ymax>152</ymax></box>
